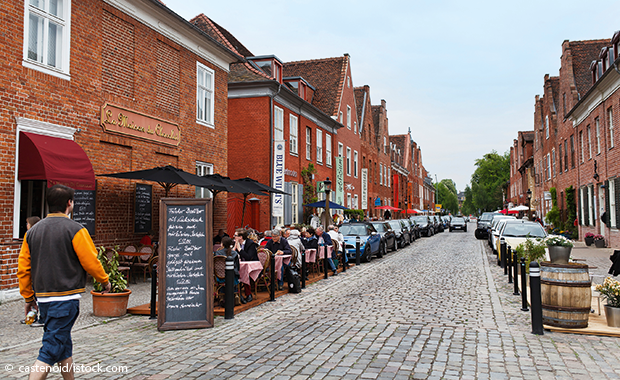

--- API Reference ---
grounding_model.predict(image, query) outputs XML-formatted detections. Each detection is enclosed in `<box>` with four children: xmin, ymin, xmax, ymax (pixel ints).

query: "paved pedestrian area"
<box><xmin>2</xmin><ymin>228</ymin><xmax>620</xmax><ymax>379</ymax></box>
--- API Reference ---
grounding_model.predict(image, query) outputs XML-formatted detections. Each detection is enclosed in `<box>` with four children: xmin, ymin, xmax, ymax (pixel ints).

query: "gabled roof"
<box><xmin>283</xmin><ymin>56</ymin><xmax>348</xmax><ymax>116</ymax></box>
<box><xmin>549</xmin><ymin>76</ymin><xmax>560</xmax><ymax>113</ymax></box>
<box><xmin>190</xmin><ymin>13</ymin><xmax>254</xmax><ymax>58</ymax></box>
<box><xmin>569</xmin><ymin>39</ymin><xmax>610</xmax><ymax>97</ymax></box>
<box><xmin>520</xmin><ymin>131</ymin><xmax>534</xmax><ymax>142</ymax></box>
<box><xmin>354</xmin><ymin>87</ymin><xmax>366</xmax><ymax>123</ymax></box>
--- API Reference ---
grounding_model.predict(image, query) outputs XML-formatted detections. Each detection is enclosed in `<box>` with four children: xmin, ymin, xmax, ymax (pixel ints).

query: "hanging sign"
<box><xmin>336</xmin><ymin>157</ymin><xmax>344</xmax><ymax>205</ymax></box>
<box><xmin>361</xmin><ymin>168</ymin><xmax>368</xmax><ymax>209</ymax></box>
<box><xmin>272</xmin><ymin>140</ymin><xmax>285</xmax><ymax>217</ymax></box>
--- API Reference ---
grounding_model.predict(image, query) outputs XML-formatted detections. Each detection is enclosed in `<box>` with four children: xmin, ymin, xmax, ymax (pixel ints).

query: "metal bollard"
<box><xmin>320</xmin><ymin>239</ymin><xmax>328</xmax><ymax>279</ymax></box>
<box><xmin>500</xmin><ymin>240</ymin><xmax>506</xmax><ymax>269</ymax></box>
<box><xmin>507</xmin><ymin>245</ymin><xmax>512</xmax><ymax>283</ymax></box>
<box><xmin>149</xmin><ymin>262</ymin><xmax>157</xmax><ymax>319</ymax></box>
<box><xmin>342</xmin><ymin>246</ymin><xmax>347</xmax><ymax>272</ymax></box>
<box><xmin>356</xmin><ymin>236</ymin><xmax>361</xmax><ymax>266</ymax></box>
<box><xmin>225</xmin><ymin>256</ymin><xmax>235</xmax><ymax>319</ymax></box>
<box><xmin>513</xmin><ymin>249</ymin><xmax>520</xmax><ymax>295</ymax></box>
<box><xmin>529</xmin><ymin>261</ymin><xmax>544</xmax><ymax>335</ymax></box>
<box><xmin>301</xmin><ymin>251</ymin><xmax>306</xmax><ymax>289</ymax></box>
<box><xmin>269</xmin><ymin>252</ymin><xmax>276</xmax><ymax>301</ymax></box>
<box><xmin>520</xmin><ymin>258</ymin><xmax>529</xmax><ymax>311</ymax></box>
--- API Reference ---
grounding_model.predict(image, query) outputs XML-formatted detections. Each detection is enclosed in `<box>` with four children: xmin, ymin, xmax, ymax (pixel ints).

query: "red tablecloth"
<box><xmin>239</xmin><ymin>261</ymin><xmax>263</xmax><ymax>285</ymax></box>
<box><xmin>304</xmin><ymin>247</ymin><xmax>333</xmax><ymax>263</ymax></box>
<box><xmin>274</xmin><ymin>254</ymin><xmax>292</xmax><ymax>281</ymax></box>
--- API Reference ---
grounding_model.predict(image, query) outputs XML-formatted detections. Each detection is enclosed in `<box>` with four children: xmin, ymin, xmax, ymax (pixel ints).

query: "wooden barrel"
<box><xmin>540</xmin><ymin>262</ymin><xmax>591</xmax><ymax>328</ymax></box>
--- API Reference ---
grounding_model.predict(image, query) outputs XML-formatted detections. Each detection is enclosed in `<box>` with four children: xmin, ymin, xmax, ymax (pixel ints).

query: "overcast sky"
<box><xmin>172</xmin><ymin>1</ymin><xmax>619</xmax><ymax>192</ymax></box>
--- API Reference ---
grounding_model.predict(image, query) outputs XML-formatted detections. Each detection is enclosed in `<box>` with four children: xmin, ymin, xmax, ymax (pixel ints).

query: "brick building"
<box><xmin>509</xmin><ymin>131</ymin><xmax>534</xmax><ymax>208</ymax></box>
<box><xmin>0</xmin><ymin>1</ymin><xmax>240</xmax><ymax>296</ymax></box>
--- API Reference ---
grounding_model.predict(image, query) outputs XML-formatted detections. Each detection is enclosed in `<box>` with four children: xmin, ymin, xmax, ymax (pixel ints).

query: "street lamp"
<box><xmin>324</xmin><ymin>177</ymin><xmax>332</xmax><ymax>228</ymax></box>
<box><xmin>526</xmin><ymin>189</ymin><xmax>532</xmax><ymax>220</ymax></box>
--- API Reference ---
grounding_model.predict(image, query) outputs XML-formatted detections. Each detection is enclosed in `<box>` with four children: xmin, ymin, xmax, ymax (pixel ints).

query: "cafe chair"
<box><xmin>120</xmin><ymin>244</ymin><xmax>138</xmax><ymax>267</ymax></box>
<box><xmin>290</xmin><ymin>246</ymin><xmax>299</xmax><ymax>270</ymax></box>
<box><xmin>213</xmin><ymin>243</ymin><xmax>223</xmax><ymax>252</ymax></box>
<box><xmin>255</xmin><ymin>248</ymin><xmax>272</xmax><ymax>294</ymax></box>
<box><xmin>133</xmin><ymin>245</ymin><xmax>155</xmax><ymax>282</ymax></box>
<box><xmin>106</xmin><ymin>248</ymin><xmax>130</xmax><ymax>283</ymax></box>
<box><xmin>213</xmin><ymin>255</ymin><xmax>241</xmax><ymax>306</ymax></box>
<box><xmin>332</xmin><ymin>240</ymin><xmax>341</xmax><ymax>268</ymax></box>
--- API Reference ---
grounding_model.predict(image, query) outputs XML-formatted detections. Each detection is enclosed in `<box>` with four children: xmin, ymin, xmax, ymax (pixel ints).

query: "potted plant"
<box><xmin>595</xmin><ymin>277</ymin><xmax>620</xmax><ymax>327</ymax></box>
<box><xmin>91</xmin><ymin>246</ymin><xmax>132</xmax><ymax>317</ymax></box>
<box><xmin>594</xmin><ymin>234</ymin><xmax>606</xmax><ymax>248</ymax></box>
<box><xmin>515</xmin><ymin>237</ymin><xmax>546</xmax><ymax>273</ymax></box>
<box><xmin>584</xmin><ymin>232</ymin><xmax>595</xmax><ymax>246</ymax></box>
<box><xmin>545</xmin><ymin>235</ymin><xmax>573</xmax><ymax>264</ymax></box>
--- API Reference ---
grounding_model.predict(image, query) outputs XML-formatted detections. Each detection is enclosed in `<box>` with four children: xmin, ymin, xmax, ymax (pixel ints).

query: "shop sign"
<box><xmin>100</xmin><ymin>103</ymin><xmax>180</xmax><ymax>146</ymax></box>
<box><xmin>284</xmin><ymin>169</ymin><xmax>298</xmax><ymax>177</ymax></box>
<box><xmin>272</xmin><ymin>140</ymin><xmax>285</xmax><ymax>217</ymax></box>
<box><xmin>361</xmin><ymin>168</ymin><xmax>368</xmax><ymax>209</ymax></box>
<box><xmin>336</xmin><ymin>157</ymin><xmax>344</xmax><ymax>205</ymax></box>
<box><xmin>375</xmin><ymin>197</ymin><xmax>381</xmax><ymax>206</ymax></box>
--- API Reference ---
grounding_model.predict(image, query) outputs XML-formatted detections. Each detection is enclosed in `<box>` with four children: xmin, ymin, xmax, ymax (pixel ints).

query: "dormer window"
<box><xmin>248</xmin><ymin>55</ymin><xmax>283</xmax><ymax>83</ymax></box>
<box><xmin>613</xmin><ymin>31</ymin><xmax>620</xmax><ymax>61</ymax></box>
<box><xmin>600</xmin><ymin>47</ymin><xmax>610</xmax><ymax>72</ymax></box>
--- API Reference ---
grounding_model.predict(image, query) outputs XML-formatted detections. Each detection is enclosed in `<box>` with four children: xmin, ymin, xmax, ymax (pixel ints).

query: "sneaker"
<box><xmin>20</xmin><ymin>319</ymin><xmax>26</xmax><ymax>324</ymax></box>
<box><xmin>30</xmin><ymin>320</ymin><xmax>44</xmax><ymax>328</ymax></box>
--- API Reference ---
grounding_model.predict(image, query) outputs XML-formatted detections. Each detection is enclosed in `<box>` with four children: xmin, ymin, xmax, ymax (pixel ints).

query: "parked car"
<box><xmin>489</xmin><ymin>216</ymin><xmax>516</xmax><ymax>253</ymax></box>
<box><xmin>405</xmin><ymin>218</ymin><xmax>420</xmax><ymax>239</ymax></box>
<box><xmin>340</xmin><ymin>222</ymin><xmax>382</xmax><ymax>262</ymax></box>
<box><xmin>441</xmin><ymin>216</ymin><xmax>451</xmax><ymax>230</ymax></box>
<box><xmin>449</xmin><ymin>217</ymin><xmax>467</xmax><ymax>232</ymax></box>
<box><xmin>371</xmin><ymin>221</ymin><xmax>397</xmax><ymax>254</ymax></box>
<box><xmin>388</xmin><ymin>220</ymin><xmax>411</xmax><ymax>248</ymax></box>
<box><xmin>432</xmin><ymin>216</ymin><xmax>444</xmax><ymax>232</ymax></box>
<box><xmin>497</xmin><ymin>220</ymin><xmax>547</xmax><ymax>261</ymax></box>
<box><xmin>475</xmin><ymin>212</ymin><xmax>496</xmax><ymax>239</ymax></box>
<box><xmin>412</xmin><ymin>215</ymin><xmax>434</xmax><ymax>236</ymax></box>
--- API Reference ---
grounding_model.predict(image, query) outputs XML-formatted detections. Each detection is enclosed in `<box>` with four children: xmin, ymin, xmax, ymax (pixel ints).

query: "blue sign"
<box><xmin>374</xmin><ymin>197</ymin><xmax>381</xmax><ymax>206</ymax></box>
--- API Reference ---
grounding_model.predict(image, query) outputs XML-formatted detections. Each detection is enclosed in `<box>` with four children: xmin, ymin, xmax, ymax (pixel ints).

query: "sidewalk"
<box><xmin>570</xmin><ymin>240</ymin><xmax>615</xmax><ymax>284</ymax></box>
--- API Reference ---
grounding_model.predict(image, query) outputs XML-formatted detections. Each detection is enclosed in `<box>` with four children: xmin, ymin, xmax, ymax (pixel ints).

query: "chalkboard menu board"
<box><xmin>134</xmin><ymin>183</ymin><xmax>152</xmax><ymax>234</ymax></box>
<box><xmin>158</xmin><ymin>198</ymin><xmax>213</xmax><ymax>331</ymax></box>
<box><xmin>73</xmin><ymin>189</ymin><xmax>96</xmax><ymax>236</ymax></box>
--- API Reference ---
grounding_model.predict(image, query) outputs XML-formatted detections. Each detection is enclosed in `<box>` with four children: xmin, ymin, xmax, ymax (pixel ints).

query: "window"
<box><xmin>346</xmin><ymin>147</ymin><xmax>351</xmax><ymax>176</ymax></box>
<box><xmin>197</xmin><ymin>63</ymin><xmax>215</xmax><ymax>126</ymax></box>
<box><xmin>274</xmin><ymin>106</ymin><xmax>284</xmax><ymax>140</ymax></box>
<box><xmin>588</xmin><ymin>185</ymin><xmax>594</xmax><ymax>226</ymax></box>
<box><xmin>354</xmin><ymin>151</ymin><xmax>358</xmax><ymax>177</ymax></box>
<box><xmin>545</xmin><ymin>116</ymin><xmax>549</xmax><ymax>139</ymax></box>
<box><xmin>354</xmin><ymin>121</ymin><xmax>357</xmax><ymax>134</ymax></box>
<box><xmin>339</xmin><ymin>111</ymin><xmax>343</xmax><ymax>124</ymax></box>
<box><xmin>596</xmin><ymin>118</ymin><xmax>601</xmax><ymax>154</ymax></box>
<box><xmin>353</xmin><ymin>194</ymin><xmax>358</xmax><ymax>209</ymax></box>
<box><xmin>563</xmin><ymin>93</ymin><xmax>566</xmax><ymax>116</ymax></box>
<box><xmin>564</xmin><ymin>140</ymin><xmax>569</xmax><ymax>172</ymax></box>
<box><xmin>558</xmin><ymin>144</ymin><xmax>563</xmax><ymax>173</ymax></box>
<box><xmin>611</xmin><ymin>179</ymin><xmax>617</xmax><ymax>229</ymax></box>
<box><xmin>326</xmin><ymin>134</ymin><xmax>332</xmax><ymax>167</ymax></box>
<box><xmin>316</xmin><ymin>129</ymin><xmax>323</xmax><ymax>163</ymax></box>
<box><xmin>587</xmin><ymin>125</ymin><xmax>592</xmax><ymax>159</ymax></box>
<box><xmin>379</xmin><ymin>163</ymin><xmax>383</xmax><ymax>185</ymax></box>
<box><xmin>347</xmin><ymin>106</ymin><xmax>351</xmax><ymax>130</ymax></box>
<box><xmin>289</xmin><ymin>115</ymin><xmax>298</xmax><ymax>154</ymax></box>
<box><xmin>374</xmin><ymin>162</ymin><xmax>377</xmax><ymax>184</ymax></box>
<box><xmin>552</xmin><ymin>149</ymin><xmax>556</xmax><ymax>177</ymax></box>
<box><xmin>196</xmin><ymin>162</ymin><xmax>213</xmax><ymax>198</ymax></box>
<box><xmin>579</xmin><ymin>131</ymin><xmax>584</xmax><ymax>163</ymax></box>
<box><xmin>24</xmin><ymin>0</ymin><xmax>71</xmax><ymax>79</ymax></box>
<box><xmin>338</xmin><ymin>142</ymin><xmax>343</xmax><ymax>157</ymax></box>
<box><xmin>384</xmin><ymin>137</ymin><xmax>387</xmax><ymax>153</ymax></box>
<box><xmin>570</xmin><ymin>135</ymin><xmax>575</xmax><ymax>168</ymax></box>
<box><xmin>543</xmin><ymin>155</ymin><xmax>548</xmax><ymax>180</ymax></box>
<box><xmin>347</xmin><ymin>193</ymin><xmax>352</xmax><ymax>209</ymax></box>
<box><xmin>388</xmin><ymin>168</ymin><xmax>391</xmax><ymax>187</ymax></box>
<box><xmin>306</xmin><ymin>127</ymin><xmax>311</xmax><ymax>160</ymax></box>
<box><xmin>609</xmin><ymin>107</ymin><xmax>615</xmax><ymax>149</ymax></box>
<box><xmin>291</xmin><ymin>182</ymin><xmax>298</xmax><ymax>225</ymax></box>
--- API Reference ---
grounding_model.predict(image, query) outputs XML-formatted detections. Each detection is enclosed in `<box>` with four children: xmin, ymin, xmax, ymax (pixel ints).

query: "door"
<box><xmin>600</xmin><ymin>184</ymin><xmax>606</xmax><ymax>239</ymax></box>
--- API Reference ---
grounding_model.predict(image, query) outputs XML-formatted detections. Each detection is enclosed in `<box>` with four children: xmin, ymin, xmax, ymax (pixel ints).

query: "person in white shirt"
<box><xmin>328</xmin><ymin>225</ymin><xmax>347</xmax><ymax>265</ymax></box>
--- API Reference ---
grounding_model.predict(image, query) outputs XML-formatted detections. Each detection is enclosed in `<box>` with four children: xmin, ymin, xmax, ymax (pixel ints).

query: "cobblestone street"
<box><xmin>3</xmin><ymin>227</ymin><xmax>620</xmax><ymax>379</ymax></box>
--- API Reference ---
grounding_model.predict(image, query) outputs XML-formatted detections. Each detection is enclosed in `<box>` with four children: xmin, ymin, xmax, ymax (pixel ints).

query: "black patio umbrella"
<box><xmin>99</xmin><ymin>165</ymin><xmax>226</xmax><ymax>196</ymax></box>
<box><xmin>303</xmin><ymin>200</ymin><xmax>348</xmax><ymax>209</ymax></box>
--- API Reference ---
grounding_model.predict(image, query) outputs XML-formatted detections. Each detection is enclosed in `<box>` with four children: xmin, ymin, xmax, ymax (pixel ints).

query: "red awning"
<box><xmin>18</xmin><ymin>132</ymin><xmax>96</xmax><ymax>190</ymax></box>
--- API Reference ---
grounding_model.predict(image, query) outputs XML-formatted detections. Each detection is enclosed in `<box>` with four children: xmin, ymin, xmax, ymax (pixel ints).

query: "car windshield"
<box><xmin>452</xmin><ymin>218</ymin><xmax>464</xmax><ymax>224</ymax></box>
<box><xmin>372</xmin><ymin>223</ymin><xmax>387</xmax><ymax>232</ymax></box>
<box><xmin>413</xmin><ymin>216</ymin><xmax>427</xmax><ymax>224</ymax></box>
<box><xmin>480</xmin><ymin>212</ymin><xmax>495</xmax><ymax>222</ymax></box>
<box><xmin>388</xmin><ymin>221</ymin><xmax>401</xmax><ymax>230</ymax></box>
<box><xmin>339</xmin><ymin>224</ymin><xmax>369</xmax><ymax>236</ymax></box>
<box><xmin>502</xmin><ymin>223</ymin><xmax>546</xmax><ymax>238</ymax></box>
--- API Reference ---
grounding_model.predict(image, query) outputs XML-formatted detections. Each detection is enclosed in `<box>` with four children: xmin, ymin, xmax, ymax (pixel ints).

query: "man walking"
<box><xmin>18</xmin><ymin>184</ymin><xmax>110</xmax><ymax>380</ymax></box>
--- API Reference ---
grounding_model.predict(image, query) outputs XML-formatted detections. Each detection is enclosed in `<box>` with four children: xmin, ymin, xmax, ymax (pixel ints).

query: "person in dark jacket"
<box><xmin>265</xmin><ymin>229</ymin><xmax>292</xmax><ymax>289</ymax></box>
<box><xmin>233</xmin><ymin>228</ymin><xmax>258</xmax><ymax>301</ymax></box>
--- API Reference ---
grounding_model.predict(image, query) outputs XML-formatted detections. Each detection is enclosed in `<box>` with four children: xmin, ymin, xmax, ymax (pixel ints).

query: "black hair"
<box><xmin>46</xmin><ymin>184</ymin><xmax>75</xmax><ymax>213</ymax></box>
<box><xmin>222</xmin><ymin>236</ymin><xmax>233</xmax><ymax>257</ymax></box>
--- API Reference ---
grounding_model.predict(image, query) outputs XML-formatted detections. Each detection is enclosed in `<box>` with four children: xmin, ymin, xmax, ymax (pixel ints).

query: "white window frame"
<box><xmin>547</xmin><ymin>154</ymin><xmax>551</xmax><ymax>180</ymax></box>
<box><xmin>347</xmin><ymin>193</ymin><xmax>352</xmax><ymax>209</ymax></box>
<box><xmin>609</xmin><ymin>107</ymin><xmax>615</xmax><ymax>149</ymax></box>
<box><xmin>291</xmin><ymin>182</ymin><xmax>299</xmax><ymax>225</ymax></box>
<box><xmin>306</xmin><ymin>127</ymin><xmax>311</xmax><ymax>161</ymax></box>
<box><xmin>196</xmin><ymin>62</ymin><xmax>215</xmax><ymax>127</ymax></box>
<box><xmin>587</xmin><ymin>125</ymin><xmax>592</xmax><ymax>159</ymax></box>
<box><xmin>383</xmin><ymin>136</ymin><xmax>387</xmax><ymax>153</ymax></box>
<box><xmin>316</xmin><ymin>129</ymin><xmax>323</xmax><ymax>164</ymax></box>
<box><xmin>326</xmin><ymin>134</ymin><xmax>332</xmax><ymax>167</ymax></box>
<box><xmin>353</xmin><ymin>194</ymin><xmax>358</xmax><ymax>209</ymax></box>
<box><xmin>588</xmin><ymin>185</ymin><xmax>594</xmax><ymax>226</ymax></box>
<box><xmin>289</xmin><ymin>114</ymin><xmax>298</xmax><ymax>155</ymax></box>
<box><xmin>380</xmin><ymin>163</ymin><xmax>383</xmax><ymax>185</ymax></box>
<box><xmin>23</xmin><ymin>0</ymin><xmax>72</xmax><ymax>80</ymax></box>
<box><xmin>545</xmin><ymin>115</ymin><xmax>549</xmax><ymax>139</ymax></box>
<box><xmin>354</xmin><ymin>122</ymin><xmax>357</xmax><ymax>134</ymax></box>
<box><xmin>339</xmin><ymin>111</ymin><xmax>343</xmax><ymax>124</ymax></box>
<box><xmin>347</xmin><ymin>106</ymin><xmax>351</xmax><ymax>130</ymax></box>
<box><xmin>346</xmin><ymin>147</ymin><xmax>351</xmax><ymax>176</ymax></box>
<box><xmin>274</xmin><ymin>106</ymin><xmax>284</xmax><ymax>140</ymax></box>
<box><xmin>354</xmin><ymin>150</ymin><xmax>358</xmax><ymax>178</ymax></box>
<box><xmin>596</xmin><ymin>117</ymin><xmax>601</xmax><ymax>154</ymax></box>
<box><xmin>196</xmin><ymin>161</ymin><xmax>214</xmax><ymax>199</ymax></box>
<box><xmin>611</xmin><ymin>179</ymin><xmax>617</xmax><ymax>229</ymax></box>
<box><xmin>552</xmin><ymin>149</ymin><xmax>556</xmax><ymax>177</ymax></box>
<box><xmin>338</xmin><ymin>142</ymin><xmax>343</xmax><ymax>157</ymax></box>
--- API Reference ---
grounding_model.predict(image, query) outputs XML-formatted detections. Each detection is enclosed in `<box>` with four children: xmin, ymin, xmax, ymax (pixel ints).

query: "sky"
<box><xmin>170</xmin><ymin>0</ymin><xmax>619</xmax><ymax>192</ymax></box>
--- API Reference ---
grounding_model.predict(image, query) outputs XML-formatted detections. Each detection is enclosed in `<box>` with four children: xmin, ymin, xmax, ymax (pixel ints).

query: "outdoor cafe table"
<box><xmin>304</xmin><ymin>246</ymin><xmax>333</xmax><ymax>263</ymax></box>
<box><xmin>239</xmin><ymin>261</ymin><xmax>263</xmax><ymax>286</ymax></box>
<box><xmin>274</xmin><ymin>254</ymin><xmax>292</xmax><ymax>281</ymax></box>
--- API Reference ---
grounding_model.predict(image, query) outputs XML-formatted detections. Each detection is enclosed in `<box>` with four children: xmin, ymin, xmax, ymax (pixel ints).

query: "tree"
<box><xmin>469</xmin><ymin>150</ymin><xmax>510</xmax><ymax>213</ymax></box>
<box><xmin>435</xmin><ymin>179</ymin><xmax>458</xmax><ymax>215</ymax></box>
<box><xmin>461</xmin><ymin>185</ymin><xmax>476</xmax><ymax>216</ymax></box>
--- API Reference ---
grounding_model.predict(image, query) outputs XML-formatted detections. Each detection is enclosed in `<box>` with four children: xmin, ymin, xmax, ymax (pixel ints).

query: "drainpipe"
<box><xmin>269</xmin><ymin>83</ymin><xmax>282</xmax><ymax>228</ymax></box>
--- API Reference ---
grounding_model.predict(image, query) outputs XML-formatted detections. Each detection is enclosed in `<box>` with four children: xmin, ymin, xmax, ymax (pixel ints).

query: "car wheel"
<box><xmin>474</xmin><ymin>230</ymin><xmax>482</xmax><ymax>239</ymax></box>
<box><xmin>449</xmin><ymin>228</ymin><xmax>453</xmax><ymax>232</ymax></box>
<box><xmin>364</xmin><ymin>245</ymin><xmax>372</xmax><ymax>262</ymax></box>
<box><xmin>377</xmin><ymin>243</ymin><xmax>384</xmax><ymax>258</ymax></box>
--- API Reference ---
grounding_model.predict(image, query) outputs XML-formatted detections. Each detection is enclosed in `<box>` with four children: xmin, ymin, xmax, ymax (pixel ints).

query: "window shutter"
<box><xmin>606</xmin><ymin>180</ymin><xmax>611</xmax><ymax>227</ymax></box>
<box><xmin>590</xmin><ymin>185</ymin><xmax>596</xmax><ymax>227</ymax></box>
<box><xmin>284</xmin><ymin>182</ymin><xmax>292</xmax><ymax>225</ymax></box>
<box><xmin>298</xmin><ymin>184</ymin><xmax>304</xmax><ymax>225</ymax></box>
<box><xmin>578</xmin><ymin>187</ymin><xmax>583</xmax><ymax>226</ymax></box>
<box><xmin>616</xmin><ymin>178</ymin><xmax>620</xmax><ymax>228</ymax></box>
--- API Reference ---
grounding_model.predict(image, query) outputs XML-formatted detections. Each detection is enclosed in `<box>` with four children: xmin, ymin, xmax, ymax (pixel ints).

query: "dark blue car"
<box><xmin>340</xmin><ymin>222</ymin><xmax>381</xmax><ymax>262</ymax></box>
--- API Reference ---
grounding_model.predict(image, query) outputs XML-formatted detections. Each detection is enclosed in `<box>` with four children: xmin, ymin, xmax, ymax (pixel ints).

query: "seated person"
<box><xmin>213</xmin><ymin>229</ymin><xmax>229</xmax><ymax>245</ymax></box>
<box><xmin>259</xmin><ymin>230</ymin><xmax>272</xmax><ymax>246</ymax></box>
<box><xmin>315</xmin><ymin>226</ymin><xmax>338</xmax><ymax>276</ymax></box>
<box><xmin>264</xmin><ymin>228</ymin><xmax>292</xmax><ymax>290</ymax></box>
<box><xmin>140</xmin><ymin>229</ymin><xmax>156</xmax><ymax>246</ymax></box>
<box><xmin>302</xmin><ymin>227</ymin><xmax>318</xmax><ymax>249</ymax></box>
<box><xmin>287</xmin><ymin>229</ymin><xmax>305</xmax><ymax>268</ymax></box>
<box><xmin>233</xmin><ymin>228</ymin><xmax>258</xmax><ymax>302</ymax></box>
<box><xmin>214</xmin><ymin>237</ymin><xmax>245</xmax><ymax>304</ymax></box>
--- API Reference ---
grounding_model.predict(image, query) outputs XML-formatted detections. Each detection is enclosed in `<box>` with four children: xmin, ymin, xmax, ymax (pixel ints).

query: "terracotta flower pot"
<box><xmin>91</xmin><ymin>289</ymin><xmax>131</xmax><ymax>317</ymax></box>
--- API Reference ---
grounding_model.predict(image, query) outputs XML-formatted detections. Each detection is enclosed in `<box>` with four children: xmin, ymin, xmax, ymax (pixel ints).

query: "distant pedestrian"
<box><xmin>18</xmin><ymin>184</ymin><xmax>110</xmax><ymax>380</ymax></box>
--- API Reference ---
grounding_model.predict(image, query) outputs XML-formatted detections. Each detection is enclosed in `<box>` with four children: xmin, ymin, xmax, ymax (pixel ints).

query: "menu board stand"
<box><xmin>157</xmin><ymin>198</ymin><xmax>213</xmax><ymax>331</ymax></box>
<box><xmin>73</xmin><ymin>189</ymin><xmax>96</xmax><ymax>236</ymax></box>
<box><xmin>134</xmin><ymin>183</ymin><xmax>152</xmax><ymax>234</ymax></box>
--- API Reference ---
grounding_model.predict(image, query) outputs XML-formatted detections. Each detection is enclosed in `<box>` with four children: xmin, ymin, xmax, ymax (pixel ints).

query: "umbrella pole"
<box><xmin>241</xmin><ymin>193</ymin><xmax>249</xmax><ymax>228</ymax></box>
